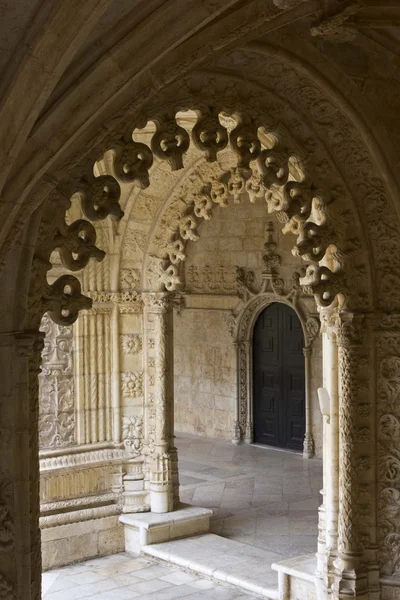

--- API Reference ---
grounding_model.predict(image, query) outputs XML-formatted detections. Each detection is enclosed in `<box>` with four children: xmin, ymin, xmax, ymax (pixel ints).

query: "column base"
<box><xmin>244</xmin><ymin>422</ymin><xmax>253</xmax><ymax>444</ymax></box>
<box><xmin>333</xmin><ymin>554</ymin><xmax>368</xmax><ymax>599</ymax></box>
<box><xmin>303</xmin><ymin>433</ymin><xmax>315</xmax><ymax>458</ymax></box>
<box><xmin>231</xmin><ymin>422</ymin><xmax>241</xmax><ymax>445</ymax></box>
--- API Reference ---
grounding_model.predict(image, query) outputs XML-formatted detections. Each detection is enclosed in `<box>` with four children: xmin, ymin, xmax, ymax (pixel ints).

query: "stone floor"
<box><xmin>42</xmin><ymin>553</ymin><xmax>262</xmax><ymax>599</ymax></box>
<box><xmin>177</xmin><ymin>433</ymin><xmax>322</xmax><ymax>558</ymax></box>
<box><xmin>42</xmin><ymin>433</ymin><xmax>322</xmax><ymax>599</ymax></box>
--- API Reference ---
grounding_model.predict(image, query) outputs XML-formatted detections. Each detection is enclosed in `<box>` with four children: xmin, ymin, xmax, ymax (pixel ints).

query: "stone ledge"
<box><xmin>120</xmin><ymin>503</ymin><xmax>212</xmax><ymax>552</ymax></box>
<box><xmin>271</xmin><ymin>554</ymin><xmax>316</xmax><ymax>583</ymax></box>
<box><xmin>142</xmin><ymin>533</ymin><xmax>279</xmax><ymax>599</ymax></box>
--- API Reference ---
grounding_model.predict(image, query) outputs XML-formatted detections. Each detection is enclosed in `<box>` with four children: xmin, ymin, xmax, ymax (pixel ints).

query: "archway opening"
<box><xmin>253</xmin><ymin>302</ymin><xmax>305</xmax><ymax>452</ymax></box>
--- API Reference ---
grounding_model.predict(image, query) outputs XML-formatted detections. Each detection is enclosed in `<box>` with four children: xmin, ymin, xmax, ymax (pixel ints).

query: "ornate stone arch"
<box><xmin>233</xmin><ymin>283</ymin><xmax>320</xmax><ymax>454</ymax></box>
<box><xmin>11</xmin><ymin>40</ymin><xmax>400</xmax><ymax>599</ymax></box>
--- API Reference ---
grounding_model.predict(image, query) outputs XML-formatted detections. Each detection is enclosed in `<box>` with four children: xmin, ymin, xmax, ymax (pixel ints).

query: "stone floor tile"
<box><xmin>63</xmin><ymin>570</ymin><xmax>108</xmax><ymax>585</ymax></box>
<box><xmin>133</xmin><ymin>565</ymin><xmax>176</xmax><ymax>580</ymax></box>
<box><xmin>43</xmin><ymin>576</ymin><xmax>78</xmax><ymax>595</ymax></box>
<box><xmin>127</xmin><ymin>577</ymin><xmax>173</xmax><ymax>593</ymax></box>
<box><xmin>160</xmin><ymin>570</ymin><xmax>199</xmax><ymax>585</ymax></box>
<box><xmin>135</xmin><ymin>583</ymin><xmax>203</xmax><ymax>600</ymax></box>
<box><xmin>187</xmin><ymin>578</ymin><xmax>216</xmax><ymax>590</ymax></box>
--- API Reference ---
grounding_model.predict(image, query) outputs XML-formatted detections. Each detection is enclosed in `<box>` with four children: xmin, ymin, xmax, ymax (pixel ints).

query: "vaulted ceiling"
<box><xmin>1</xmin><ymin>0</ymin><xmax>400</xmax><ymax>266</ymax></box>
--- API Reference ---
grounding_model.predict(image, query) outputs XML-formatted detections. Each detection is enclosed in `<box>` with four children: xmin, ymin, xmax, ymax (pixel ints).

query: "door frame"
<box><xmin>232</xmin><ymin>293</ymin><xmax>320</xmax><ymax>458</ymax></box>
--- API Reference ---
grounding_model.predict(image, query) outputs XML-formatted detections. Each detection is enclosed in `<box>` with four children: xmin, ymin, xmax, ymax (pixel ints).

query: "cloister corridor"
<box><xmin>42</xmin><ymin>434</ymin><xmax>322</xmax><ymax>599</ymax></box>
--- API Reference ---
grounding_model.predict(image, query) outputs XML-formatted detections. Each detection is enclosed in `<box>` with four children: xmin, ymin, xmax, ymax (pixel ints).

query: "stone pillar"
<box><xmin>232</xmin><ymin>341</ymin><xmax>241</xmax><ymax>445</ymax></box>
<box><xmin>0</xmin><ymin>330</ymin><xmax>43</xmax><ymax>600</ymax></box>
<box><xmin>111</xmin><ymin>300</ymin><xmax>121</xmax><ymax>444</ymax></box>
<box><xmin>143</xmin><ymin>293</ymin><xmax>175</xmax><ymax>513</ymax></box>
<box><xmin>244</xmin><ymin>341</ymin><xmax>253</xmax><ymax>444</ymax></box>
<box><xmin>333</xmin><ymin>313</ymin><xmax>369</xmax><ymax>599</ymax></box>
<box><xmin>326</xmin><ymin>331</ymin><xmax>340</xmax><ymax>564</ymax></box>
<box><xmin>303</xmin><ymin>346</ymin><xmax>315</xmax><ymax>458</ymax></box>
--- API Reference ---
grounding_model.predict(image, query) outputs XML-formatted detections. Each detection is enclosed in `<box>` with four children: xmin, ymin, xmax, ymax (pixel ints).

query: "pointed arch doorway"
<box><xmin>253</xmin><ymin>303</ymin><xmax>305</xmax><ymax>451</ymax></box>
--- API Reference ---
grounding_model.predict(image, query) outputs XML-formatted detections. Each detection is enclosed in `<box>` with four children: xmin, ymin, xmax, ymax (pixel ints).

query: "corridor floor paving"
<box><xmin>42</xmin><ymin>433</ymin><xmax>322</xmax><ymax>599</ymax></box>
<box><xmin>176</xmin><ymin>433</ymin><xmax>322</xmax><ymax>559</ymax></box>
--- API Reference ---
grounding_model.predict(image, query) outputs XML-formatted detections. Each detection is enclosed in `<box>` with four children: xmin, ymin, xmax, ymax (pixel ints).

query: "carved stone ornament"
<box><xmin>120</xmin><ymin>268</ymin><xmax>141</xmax><ymax>291</ymax></box>
<box><xmin>0</xmin><ymin>575</ymin><xmax>16</xmax><ymax>600</ymax></box>
<box><xmin>151</xmin><ymin>114</ymin><xmax>190</xmax><ymax>170</ymax></box>
<box><xmin>121</xmin><ymin>334</ymin><xmax>143</xmax><ymax>355</ymax></box>
<box><xmin>0</xmin><ymin>480</ymin><xmax>14</xmax><ymax>550</ymax></box>
<box><xmin>121</xmin><ymin>372</ymin><xmax>143</xmax><ymax>398</ymax></box>
<box><xmin>122</xmin><ymin>416</ymin><xmax>143</xmax><ymax>454</ymax></box>
<box><xmin>39</xmin><ymin>314</ymin><xmax>75</xmax><ymax>449</ymax></box>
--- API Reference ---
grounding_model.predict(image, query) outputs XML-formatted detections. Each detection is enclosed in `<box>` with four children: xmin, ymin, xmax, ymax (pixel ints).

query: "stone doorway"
<box><xmin>253</xmin><ymin>303</ymin><xmax>305</xmax><ymax>451</ymax></box>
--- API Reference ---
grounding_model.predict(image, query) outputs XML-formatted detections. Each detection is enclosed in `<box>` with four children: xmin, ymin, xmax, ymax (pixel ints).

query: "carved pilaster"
<box><xmin>333</xmin><ymin>312</ymin><xmax>369</xmax><ymax>599</ymax></box>
<box><xmin>16</xmin><ymin>331</ymin><xmax>45</xmax><ymax>600</ymax></box>
<box><xmin>143</xmin><ymin>292</ymin><xmax>175</xmax><ymax>512</ymax></box>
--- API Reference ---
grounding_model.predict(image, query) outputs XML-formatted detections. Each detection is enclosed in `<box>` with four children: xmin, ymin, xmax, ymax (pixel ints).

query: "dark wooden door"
<box><xmin>253</xmin><ymin>303</ymin><xmax>305</xmax><ymax>451</ymax></box>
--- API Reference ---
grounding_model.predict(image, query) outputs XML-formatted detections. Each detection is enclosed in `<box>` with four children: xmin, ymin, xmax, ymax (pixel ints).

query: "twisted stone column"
<box><xmin>143</xmin><ymin>293</ymin><xmax>176</xmax><ymax>513</ymax></box>
<box><xmin>333</xmin><ymin>313</ymin><xmax>368</xmax><ymax>599</ymax></box>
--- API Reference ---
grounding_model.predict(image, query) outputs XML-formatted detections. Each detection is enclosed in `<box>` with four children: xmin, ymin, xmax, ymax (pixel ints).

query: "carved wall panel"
<box><xmin>377</xmin><ymin>320</ymin><xmax>400</xmax><ymax>579</ymax></box>
<box><xmin>186</xmin><ymin>265</ymin><xmax>238</xmax><ymax>293</ymax></box>
<box><xmin>39</xmin><ymin>314</ymin><xmax>75</xmax><ymax>449</ymax></box>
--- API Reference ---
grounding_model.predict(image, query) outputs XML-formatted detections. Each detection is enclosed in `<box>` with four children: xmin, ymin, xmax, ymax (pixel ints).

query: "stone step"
<box><xmin>142</xmin><ymin>533</ymin><xmax>280</xmax><ymax>599</ymax></box>
<box><xmin>120</xmin><ymin>504</ymin><xmax>213</xmax><ymax>553</ymax></box>
<box><xmin>271</xmin><ymin>554</ymin><xmax>317</xmax><ymax>600</ymax></box>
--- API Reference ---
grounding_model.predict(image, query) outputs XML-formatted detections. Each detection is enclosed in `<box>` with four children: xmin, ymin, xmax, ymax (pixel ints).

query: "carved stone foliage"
<box><xmin>377</xmin><ymin>323</ymin><xmax>400</xmax><ymax>576</ymax></box>
<box><xmin>121</xmin><ymin>372</ymin><xmax>143</xmax><ymax>398</ymax></box>
<box><xmin>121</xmin><ymin>334</ymin><xmax>143</xmax><ymax>355</ymax></box>
<box><xmin>120</xmin><ymin>268</ymin><xmax>141</xmax><ymax>291</ymax></box>
<box><xmin>186</xmin><ymin>265</ymin><xmax>238</xmax><ymax>293</ymax></box>
<box><xmin>122</xmin><ymin>416</ymin><xmax>143</xmax><ymax>455</ymax></box>
<box><xmin>0</xmin><ymin>480</ymin><xmax>14</xmax><ymax>551</ymax></box>
<box><xmin>0</xmin><ymin>575</ymin><xmax>16</xmax><ymax>600</ymax></box>
<box><xmin>39</xmin><ymin>314</ymin><xmax>75</xmax><ymax>449</ymax></box>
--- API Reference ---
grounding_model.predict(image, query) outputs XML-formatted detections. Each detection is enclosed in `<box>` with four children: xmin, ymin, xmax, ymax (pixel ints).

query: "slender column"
<box><xmin>244</xmin><ymin>341</ymin><xmax>253</xmax><ymax>444</ymax></box>
<box><xmin>232</xmin><ymin>341</ymin><xmax>241</xmax><ymax>445</ymax></box>
<box><xmin>143</xmin><ymin>293</ymin><xmax>174</xmax><ymax>513</ymax></box>
<box><xmin>303</xmin><ymin>346</ymin><xmax>315</xmax><ymax>458</ymax></box>
<box><xmin>326</xmin><ymin>332</ymin><xmax>339</xmax><ymax>560</ymax></box>
<box><xmin>333</xmin><ymin>313</ymin><xmax>368</xmax><ymax>599</ymax></box>
<box><xmin>74</xmin><ymin>313</ymin><xmax>85</xmax><ymax>444</ymax></box>
<box><xmin>111</xmin><ymin>301</ymin><xmax>121</xmax><ymax>444</ymax></box>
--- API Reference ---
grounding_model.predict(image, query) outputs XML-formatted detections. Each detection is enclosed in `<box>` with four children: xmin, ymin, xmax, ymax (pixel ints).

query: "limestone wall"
<box><xmin>174</xmin><ymin>308</ymin><xmax>236</xmax><ymax>440</ymax></box>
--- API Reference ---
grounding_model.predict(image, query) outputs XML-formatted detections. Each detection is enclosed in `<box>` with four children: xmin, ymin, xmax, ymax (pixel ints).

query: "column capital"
<box><xmin>303</xmin><ymin>346</ymin><xmax>312</xmax><ymax>357</ymax></box>
<box><xmin>142</xmin><ymin>292</ymin><xmax>173</xmax><ymax>312</ymax></box>
<box><xmin>333</xmin><ymin>312</ymin><xmax>366</xmax><ymax>348</ymax></box>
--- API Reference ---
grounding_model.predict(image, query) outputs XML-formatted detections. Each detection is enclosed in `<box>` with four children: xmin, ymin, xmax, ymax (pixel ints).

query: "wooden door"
<box><xmin>253</xmin><ymin>303</ymin><xmax>305</xmax><ymax>451</ymax></box>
